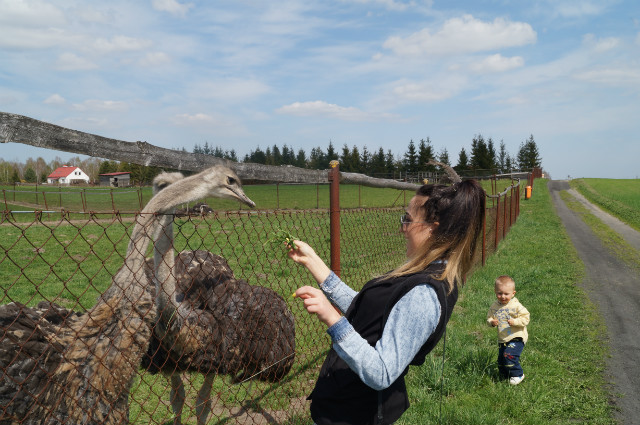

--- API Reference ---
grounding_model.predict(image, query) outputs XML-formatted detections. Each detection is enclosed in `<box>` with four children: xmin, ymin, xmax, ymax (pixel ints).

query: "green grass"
<box><xmin>570</xmin><ymin>178</ymin><xmax>640</xmax><ymax>231</ymax></box>
<box><xmin>0</xmin><ymin>178</ymin><xmax>612</xmax><ymax>424</ymax></box>
<box><xmin>398</xmin><ymin>181</ymin><xmax>614</xmax><ymax>425</ymax></box>
<box><xmin>1</xmin><ymin>177</ymin><xmax>522</xmax><ymax>215</ymax></box>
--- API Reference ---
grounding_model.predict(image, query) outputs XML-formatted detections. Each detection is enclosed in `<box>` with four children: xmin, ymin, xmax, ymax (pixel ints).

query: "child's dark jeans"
<box><xmin>498</xmin><ymin>338</ymin><xmax>524</xmax><ymax>378</ymax></box>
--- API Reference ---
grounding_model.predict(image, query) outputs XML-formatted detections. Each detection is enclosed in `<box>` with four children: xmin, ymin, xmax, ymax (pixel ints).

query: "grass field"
<box><xmin>570</xmin><ymin>178</ymin><xmax>640</xmax><ymax>231</ymax></box>
<box><xmin>2</xmin><ymin>175</ymin><xmax>591</xmax><ymax>425</ymax></box>
<box><xmin>399</xmin><ymin>181</ymin><xmax>614</xmax><ymax>424</ymax></box>
<box><xmin>1</xmin><ymin>178</ymin><xmax>518</xmax><ymax>214</ymax></box>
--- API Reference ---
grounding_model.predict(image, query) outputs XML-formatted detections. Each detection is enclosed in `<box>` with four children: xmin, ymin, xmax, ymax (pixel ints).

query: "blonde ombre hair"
<box><xmin>388</xmin><ymin>180</ymin><xmax>486</xmax><ymax>293</ymax></box>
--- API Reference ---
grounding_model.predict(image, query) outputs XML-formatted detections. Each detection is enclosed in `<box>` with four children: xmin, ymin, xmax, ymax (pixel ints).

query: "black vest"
<box><xmin>309</xmin><ymin>263</ymin><xmax>458</xmax><ymax>425</ymax></box>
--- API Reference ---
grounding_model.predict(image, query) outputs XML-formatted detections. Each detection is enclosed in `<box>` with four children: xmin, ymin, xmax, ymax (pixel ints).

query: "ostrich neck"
<box><xmin>153</xmin><ymin>211</ymin><xmax>179</xmax><ymax>329</ymax></box>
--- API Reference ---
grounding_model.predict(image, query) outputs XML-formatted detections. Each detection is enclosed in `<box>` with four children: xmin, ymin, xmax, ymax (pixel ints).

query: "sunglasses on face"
<box><xmin>400</xmin><ymin>213</ymin><xmax>429</xmax><ymax>227</ymax></box>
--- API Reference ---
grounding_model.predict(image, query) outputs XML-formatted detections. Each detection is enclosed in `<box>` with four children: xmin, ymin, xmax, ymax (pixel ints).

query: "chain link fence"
<box><xmin>1</xmin><ymin>176</ymin><xmax>526</xmax><ymax>424</ymax></box>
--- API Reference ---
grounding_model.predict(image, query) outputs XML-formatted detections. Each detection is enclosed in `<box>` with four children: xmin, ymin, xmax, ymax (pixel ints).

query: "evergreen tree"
<box><xmin>326</xmin><ymin>141</ymin><xmax>338</xmax><ymax>164</ymax></box>
<box><xmin>418</xmin><ymin>138</ymin><xmax>435</xmax><ymax>172</ymax></box>
<box><xmin>308</xmin><ymin>146</ymin><xmax>326</xmax><ymax>169</ymax></box>
<box><xmin>470</xmin><ymin>134</ymin><xmax>492</xmax><ymax>170</ymax></box>
<box><xmin>404</xmin><ymin>140</ymin><xmax>418</xmax><ymax>172</ymax></box>
<box><xmin>517</xmin><ymin>135</ymin><xmax>542</xmax><ymax>170</ymax></box>
<box><xmin>498</xmin><ymin>140</ymin><xmax>508</xmax><ymax>173</ymax></box>
<box><xmin>24</xmin><ymin>167</ymin><xmax>36</xmax><ymax>183</ymax></box>
<box><xmin>487</xmin><ymin>137</ymin><xmax>496</xmax><ymax>170</ymax></box>
<box><xmin>272</xmin><ymin>145</ymin><xmax>282</xmax><ymax>165</ymax></box>
<box><xmin>350</xmin><ymin>146</ymin><xmax>361</xmax><ymax>173</ymax></box>
<box><xmin>437</xmin><ymin>148</ymin><xmax>450</xmax><ymax>166</ymax></box>
<box><xmin>11</xmin><ymin>169</ymin><xmax>20</xmax><ymax>183</ymax></box>
<box><xmin>372</xmin><ymin>147</ymin><xmax>387</xmax><ymax>175</ymax></box>
<box><xmin>360</xmin><ymin>146</ymin><xmax>372</xmax><ymax>174</ymax></box>
<box><xmin>340</xmin><ymin>144</ymin><xmax>352</xmax><ymax>171</ymax></box>
<box><xmin>296</xmin><ymin>149</ymin><xmax>307</xmax><ymax>168</ymax></box>
<box><xmin>455</xmin><ymin>147</ymin><xmax>469</xmax><ymax>172</ymax></box>
<box><xmin>385</xmin><ymin>150</ymin><xmax>396</xmax><ymax>175</ymax></box>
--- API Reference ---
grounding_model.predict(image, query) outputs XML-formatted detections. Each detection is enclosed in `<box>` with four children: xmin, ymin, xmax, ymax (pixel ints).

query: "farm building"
<box><xmin>47</xmin><ymin>166</ymin><xmax>90</xmax><ymax>185</ymax></box>
<box><xmin>99</xmin><ymin>172</ymin><xmax>131</xmax><ymax>187</ymax></box>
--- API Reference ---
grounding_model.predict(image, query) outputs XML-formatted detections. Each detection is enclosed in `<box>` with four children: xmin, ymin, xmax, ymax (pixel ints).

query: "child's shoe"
<box><xmin>509</xmin><ymin>374</ymin><xmax>525</xmax><ymax>385</ymax></box>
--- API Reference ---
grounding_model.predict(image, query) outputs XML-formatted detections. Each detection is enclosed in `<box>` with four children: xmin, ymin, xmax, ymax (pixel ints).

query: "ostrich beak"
<box><xmin>230</xmin><ymin>186</ymin><xmax>256</xmax><ymax>208</ymax></box>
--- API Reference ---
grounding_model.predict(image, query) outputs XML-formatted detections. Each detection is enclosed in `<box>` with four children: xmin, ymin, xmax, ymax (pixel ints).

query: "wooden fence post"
<box><xmin>329</xmin><ymin>161</ymin><xmax>341</xmax><ymax>277</ymax></box>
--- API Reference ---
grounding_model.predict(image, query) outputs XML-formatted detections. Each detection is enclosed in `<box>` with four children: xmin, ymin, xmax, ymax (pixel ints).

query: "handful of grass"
<box><xmin>264</xmin><ymin>228</ymin><xmax>298</xmax><ymax>250</ymax></box>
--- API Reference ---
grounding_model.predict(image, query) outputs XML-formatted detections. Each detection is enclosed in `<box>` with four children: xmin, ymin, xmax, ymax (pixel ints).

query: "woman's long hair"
<box><xmin>388</xmin><ymin>179</ymin><xmax>486</xmax><ymax>293</ymax></box>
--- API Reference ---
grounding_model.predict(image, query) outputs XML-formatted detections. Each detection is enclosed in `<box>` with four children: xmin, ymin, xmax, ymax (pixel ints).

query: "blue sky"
<box><xmin>1</xmin><ymin>0</ymin><xmax>639</xmax><ymax>179</ymax></box>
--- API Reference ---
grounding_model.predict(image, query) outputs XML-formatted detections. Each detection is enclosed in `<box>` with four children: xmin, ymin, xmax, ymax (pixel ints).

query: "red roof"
<box><xmin>48</xmin><ymin>166</ymin><xmax>79</xmax><ymax>179</ymax></box>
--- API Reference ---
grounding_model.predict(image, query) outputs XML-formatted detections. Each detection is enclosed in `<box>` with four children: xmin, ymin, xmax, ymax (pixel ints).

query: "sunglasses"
<box><xmin>400</xmin><ymin>213</ymin><xmax>429</xmax><ymax>227</ymax></box>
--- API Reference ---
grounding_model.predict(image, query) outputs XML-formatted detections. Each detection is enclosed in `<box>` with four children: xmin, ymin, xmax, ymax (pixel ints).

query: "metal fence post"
<box><xmin>329</xmin><ymin>161</ymin><xmax>341</xmax><ymax>277</ymax></box>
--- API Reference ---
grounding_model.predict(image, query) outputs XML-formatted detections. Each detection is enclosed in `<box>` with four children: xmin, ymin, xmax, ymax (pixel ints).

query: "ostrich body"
<box><xmin>0</xmin><ymin>166</ymin><xmax>254</xmax><ymax>425</ymax></box>
<box><xmin>141</xmin><ymin>176</ymin><xmax>295</xmax><ymax>425</ymax></box>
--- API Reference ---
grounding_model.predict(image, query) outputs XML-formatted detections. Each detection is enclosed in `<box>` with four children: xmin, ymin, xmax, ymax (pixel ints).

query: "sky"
<box><xmin>1</xmin><ymin>0</ymin><xmax>639</xmax><ymax>180</ymax></box>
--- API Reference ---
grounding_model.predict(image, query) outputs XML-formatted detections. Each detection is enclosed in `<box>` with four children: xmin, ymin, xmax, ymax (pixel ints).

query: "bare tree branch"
<box><xmin>1</xmin><ymin>111</ymin><xmax>419</xmax><ymax>190</ymax></box>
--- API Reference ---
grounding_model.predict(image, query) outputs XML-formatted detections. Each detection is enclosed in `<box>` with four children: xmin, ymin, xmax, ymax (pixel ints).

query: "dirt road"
<box><xmin>548</xmin><ymin>180</ymin><xmax>640</xmax><ymax>425</ymax></box>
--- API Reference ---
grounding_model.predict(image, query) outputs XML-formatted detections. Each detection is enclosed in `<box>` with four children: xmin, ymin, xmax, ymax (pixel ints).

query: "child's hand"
<box><xmin>490</xmin><ymin>318</ymin><xmax>499</xmax><ymax>327</ymax></box>
<box><xmin>507</xmin><ymin>318</ymin><xmax>515</xmax><ymax>326</ymax></box>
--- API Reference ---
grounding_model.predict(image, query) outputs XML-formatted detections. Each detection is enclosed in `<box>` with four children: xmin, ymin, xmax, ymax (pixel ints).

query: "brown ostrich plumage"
<box><xmin>142</xmin><ymin>250</ymin><xmax>295</xmax><ymax>383</ymax></box>
<box><xmin>139</xmin><ymin>172</ymin><xmax>295</xmax><ymax>425</ymax></box>
<box><xmin>0</xmin><ymin>166</ymin><xmax>255</xmax><ymax>425</ymax></box>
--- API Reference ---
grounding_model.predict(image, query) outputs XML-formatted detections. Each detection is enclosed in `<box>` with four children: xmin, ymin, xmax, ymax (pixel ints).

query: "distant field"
<box><xmin>1</xmin><ymin>178</ymin><xmax>519</xmax><ymax>214</ymax></box>
<box><xmin>570</xmin><ymin>178</ymin><xmax>640</xmax><ymax>231</ymax></box>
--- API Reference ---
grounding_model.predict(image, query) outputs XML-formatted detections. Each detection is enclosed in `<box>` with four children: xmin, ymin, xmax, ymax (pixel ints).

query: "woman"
<box><xmin>287</xmin><ymin>180</ymin><xmax>486</xmax><ymax>425</ymax></box>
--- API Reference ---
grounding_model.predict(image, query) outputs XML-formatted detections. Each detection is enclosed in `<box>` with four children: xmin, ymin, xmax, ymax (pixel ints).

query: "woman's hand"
<box><xmin>294</xmin><ymin>286</ymin><xmax>342</xmax><ymax>327</ymax></box>
<box><xmin>286</xmin><ymin>240</ymin><xmax>332</xmax><ymax>285</ymax></box>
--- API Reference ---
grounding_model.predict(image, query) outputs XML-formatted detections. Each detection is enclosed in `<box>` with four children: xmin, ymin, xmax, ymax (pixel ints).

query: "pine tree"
<box><xmin>455</xmin><ymin>147</ymin><xmax>469</xmax><ymax>172</ymax></box>
<box><xmin>361</xmin><ymin>146</ymin><xmax>372</xmax><ymax>174</ymax></box>
<box><xmin>498</xmin><ymin>140</ymin><xmax>508</xmax><ymax>173</ymax></box>
<box><xmin>404</xmin><ymin>140</ymin><xmax>418</xmax><ymax>172</ymax></box>
<box><xmin>517</xmin><ymin>135</ymin><xmax>542</xmax><ymax>170</ymax></box>
<box><xmin>418</xmin><ymin>138</ymin><xmax>435</xmax><ymax>172</ymax></box>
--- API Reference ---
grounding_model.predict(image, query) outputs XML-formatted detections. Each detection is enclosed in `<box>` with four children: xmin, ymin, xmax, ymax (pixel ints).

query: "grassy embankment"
<box><xmin>570</xmin><ymin>178</ymin><xmax>640</xmax><ymax>231</ymax></box>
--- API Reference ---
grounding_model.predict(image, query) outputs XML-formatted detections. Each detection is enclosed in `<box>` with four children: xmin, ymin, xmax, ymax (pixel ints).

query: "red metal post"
<box><xmin>495</xmin><ymin>197</ymin><xmax>500</xmax><ymax>249</ymax></box>
<box><xmin>502</xmin><ymin>193</ymin><xmax>507</xmax><ymax>240</ymax></box>
<box><xmin>482</xmin><ymin>208</ymin><xmax>487</xmax><ymax>266</ymax></box>
<box><xmin>328</xmin><ymin>161</ymin><xmax>341</xmax><ymax>277</ymax></box>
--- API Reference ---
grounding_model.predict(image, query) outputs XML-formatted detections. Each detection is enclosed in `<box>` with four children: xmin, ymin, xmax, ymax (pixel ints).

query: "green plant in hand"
<box><xmin>264</xmin><ymin>227</ymin><xmax>298</xmax><ymax>250</ymax></box>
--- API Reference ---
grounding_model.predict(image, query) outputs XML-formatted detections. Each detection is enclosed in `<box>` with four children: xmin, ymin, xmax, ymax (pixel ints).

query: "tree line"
<box><xmin>1</xmin><ymin>134</ymin><xmax>541</xmax><ymax>185</ymax></box>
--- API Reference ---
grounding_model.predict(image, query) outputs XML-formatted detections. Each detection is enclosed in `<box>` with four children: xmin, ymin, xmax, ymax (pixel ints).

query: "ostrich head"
<box><xmin>146</xmin><ymin>165</ymin><xmax>255</xmax><ymax>211</ymax></box>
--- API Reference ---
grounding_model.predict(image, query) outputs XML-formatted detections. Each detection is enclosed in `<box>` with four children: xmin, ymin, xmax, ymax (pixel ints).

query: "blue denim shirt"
<box><xmin>320</xmin><ymin>272</ymin><xmax>440</xmax><ymax>391</ymax></box>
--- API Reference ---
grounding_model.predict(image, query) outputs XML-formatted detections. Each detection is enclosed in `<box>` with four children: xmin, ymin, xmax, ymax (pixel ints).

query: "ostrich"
<box><xmin>0</xmin><ymin>165</ymin><xmax>255</xmax><ymax>425</ymax></box>
<box><xmin>141</xmin><ymin>175</ymin><xmax>295</xmax><ymax>425</ymax></box>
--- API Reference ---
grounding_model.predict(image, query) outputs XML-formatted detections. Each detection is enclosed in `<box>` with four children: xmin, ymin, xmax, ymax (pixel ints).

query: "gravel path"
<box><xmin>548</xmin><ymin>180</ymin><xmax>640</xmax><ymax>425</ymax></box>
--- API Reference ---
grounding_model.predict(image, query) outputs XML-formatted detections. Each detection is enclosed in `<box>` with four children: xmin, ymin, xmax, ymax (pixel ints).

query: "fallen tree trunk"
<box><xmin>1</xmin><ymin>112</ymin><xmax>418</xmax><ymax>190</ymax></box>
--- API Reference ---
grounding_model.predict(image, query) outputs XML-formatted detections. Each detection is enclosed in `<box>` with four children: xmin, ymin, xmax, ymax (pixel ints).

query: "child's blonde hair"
<box><xmin>495</xmin><ymin>275</ymin><xmax>515</xmax><ymax>289</ymax></box>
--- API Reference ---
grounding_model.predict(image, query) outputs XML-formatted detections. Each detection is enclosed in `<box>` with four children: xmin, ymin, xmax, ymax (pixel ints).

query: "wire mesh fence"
<box><xmin>1</xmin><ymin>177</ymin><xmax>525</xmax><ymax>424</ymax></box>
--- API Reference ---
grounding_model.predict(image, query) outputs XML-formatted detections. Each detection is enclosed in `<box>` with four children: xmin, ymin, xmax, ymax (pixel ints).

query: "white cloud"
<box><xmin>390</xmin><ymin>82</ymin><xmax>453</xmax><ymax>102</ymax></box>
<box><xmin>276</xmin><ymin>101</ymin><xmax>377</xmax><ymax>121</ymax></box>
<box><xmin>138</xmin><ymin>52</ymin><xmax>171</xmax><ymax>67</ymax></box>
<box><xmin>44</xmin><ymin>94</ymin><xmax>66</xmax><ymax>105</ymax></box>
<box><xmin>92</xmin><ymin>36</ymin><xmax>153</xmax><ymax>54</ymax></box>
<box><xmin>170</xmin><ymin>112</ymin><xmax>251</xmax><ymax>136</ymax></box>
<box><xmin>55</xmin><ymin>52</ymin><xmax>98</xmax><ymax>71</ymax></box>
<box><xmin>471</xmin><ymin>54</ymin><xmax>524</xmax><ymax>73</ymax></box>
<box><xmin>551</xmin><ymin>1</ymin><xmax>608</xmax><ymax>18</ymax></box>
<box><xmin>582</xmin><ymin>34</ymin><xmax>620</xmax><ymax>52</ymax></box>
<box><xmin>73</xmin><ymin>100</ymin><xmax>129</xmax><ymax>112</ymax></box>
<box><xmin>188</xmin><ymin>79</ymin><xmax>271</xmax><ymax>102</ymax></box>
<box><xmin>0</xmin><ymin>0</ymin><xmax>66</xmax><ymax>27</ymax></box>
<box><xmin>152</xmin><ymin>0</ymin><xmax>194</xmax><ymax>17</ymax></box>
<box><xmin>338</xmin><ymin>0</ymin><xmax>419</xmax><ymax>12</ymax></box>
<box><xmin>383</xmin><ymin>14</ymin><xmax>536</xmax><ymax>57</ymax></box>
<box><xmin>574</xmin><ymin>68</ymin><xmax>640</xmax><ymax>85</ymax></box>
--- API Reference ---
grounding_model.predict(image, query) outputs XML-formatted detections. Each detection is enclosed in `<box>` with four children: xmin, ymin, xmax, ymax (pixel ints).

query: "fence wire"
<box><xmin>1</xmin><ymin>181</ymin><xmax>523</xmax><ymax>424</ymax></box>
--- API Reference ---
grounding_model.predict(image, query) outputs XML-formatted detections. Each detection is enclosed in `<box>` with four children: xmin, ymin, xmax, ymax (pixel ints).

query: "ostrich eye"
<box><xmin>227</xmin><ymin>177</ymin><xmax>236</xmax><ymax>185</ymax></box>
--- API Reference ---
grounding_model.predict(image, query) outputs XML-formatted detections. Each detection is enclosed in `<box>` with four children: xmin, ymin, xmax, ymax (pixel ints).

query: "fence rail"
<box><xmin>0</xmin><ymin>172</ymin><xmax>530</xmax><ymax>424</ymax></box>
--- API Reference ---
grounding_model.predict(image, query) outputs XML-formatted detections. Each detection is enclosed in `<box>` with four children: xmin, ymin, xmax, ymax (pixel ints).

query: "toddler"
<box><xmin>487</xmin><ymin>275</ymin><xmax>530</xmax><ymax>385</ymax></box>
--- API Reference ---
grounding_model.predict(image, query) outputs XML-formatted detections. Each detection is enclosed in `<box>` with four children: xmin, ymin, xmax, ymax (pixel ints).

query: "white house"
<box><xmin>47</xmin><ymin>166</ymin><xmax>91</xmax><ymax>185</ymax></box>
